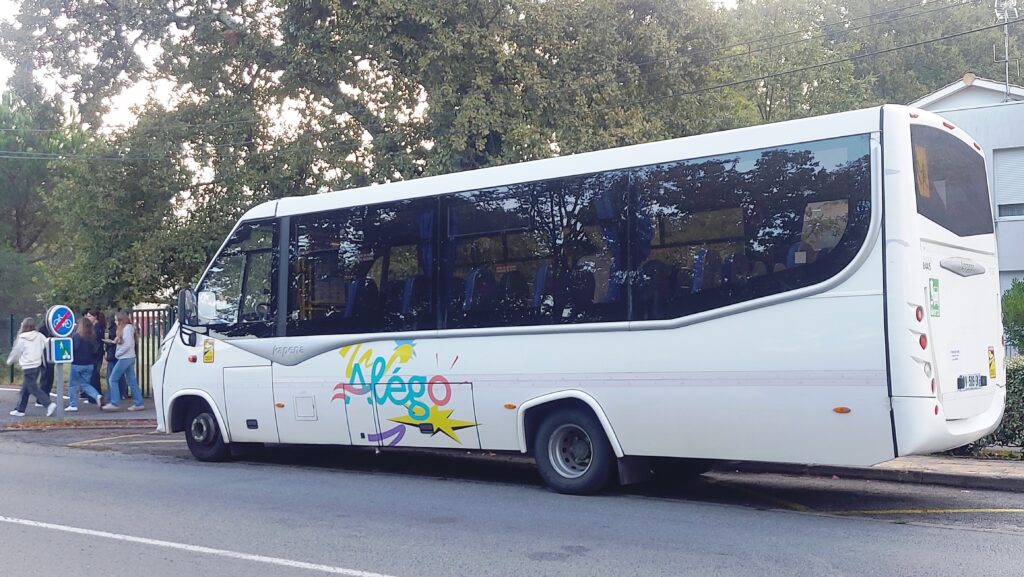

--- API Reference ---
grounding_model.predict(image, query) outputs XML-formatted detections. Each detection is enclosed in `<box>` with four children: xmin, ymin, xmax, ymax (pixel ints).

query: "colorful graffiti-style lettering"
<box><xmin>331</xmin><ymin>340</ymin><xmax>478</xmax><ymax>446</ymax></box>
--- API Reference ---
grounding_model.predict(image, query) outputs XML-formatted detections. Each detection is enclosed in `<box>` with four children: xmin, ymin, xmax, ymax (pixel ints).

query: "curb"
<box><xmin>716</xmin><ymin>460</ymin><xmax>1024</xmax><ymax>493</ymax></box>
<box><xmin>1</xmin><ymin>419</ymin><xmax>157</xmax><ymax>432</ymax></box>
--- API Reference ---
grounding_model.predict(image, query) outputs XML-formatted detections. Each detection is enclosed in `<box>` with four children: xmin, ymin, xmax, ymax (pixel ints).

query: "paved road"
<box><xmin>1</xmin><ymin>431</ymin><xmax>1023</xmax><ymax>577</ymax></box>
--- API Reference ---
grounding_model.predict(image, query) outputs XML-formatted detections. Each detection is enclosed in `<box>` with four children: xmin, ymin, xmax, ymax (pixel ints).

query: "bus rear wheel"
<box><xmin>534</xmin><ymin>408</ymin><xmax>615</xmax><ymax>495</ymax></box>
<box><xmin>185</xmin><ymin>403</ymin><xmax>230</xmax><ymax>462</ymax></box>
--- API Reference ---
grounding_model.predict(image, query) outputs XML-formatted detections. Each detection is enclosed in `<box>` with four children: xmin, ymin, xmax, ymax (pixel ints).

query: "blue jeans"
<box><xmin>68</xmin><ymin>364</ymin><xmax>102</xmax><ymax>408</ymax></box>
<box><xmin>108</xmin><ymin>358</ymin><xmax>143</xmax><ymax>407</ymax></box>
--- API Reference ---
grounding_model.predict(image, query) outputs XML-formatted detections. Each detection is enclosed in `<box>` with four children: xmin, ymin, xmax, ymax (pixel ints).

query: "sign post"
<box><xmin>46</xmin><ymin>305</ymin><xmax>76</xmax><ymax>420</ymax></box>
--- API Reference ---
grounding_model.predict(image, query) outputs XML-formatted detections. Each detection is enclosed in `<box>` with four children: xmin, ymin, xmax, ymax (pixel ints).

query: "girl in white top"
<box><xmin>101</xmin><ymin>312</ymin><xmax>145</xmax><ymax>411</ymax></box>
<box><xmin>5</xmin><ymin>317</ymin><xmax>57</xmax><ymax>417</ymax></box>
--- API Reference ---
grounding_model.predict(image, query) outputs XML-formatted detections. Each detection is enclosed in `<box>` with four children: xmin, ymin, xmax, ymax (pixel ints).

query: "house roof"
<box><xmin>910</xmin><ymin>72</ymin><xmax>1024</xmax><ymax>109</ymax></box>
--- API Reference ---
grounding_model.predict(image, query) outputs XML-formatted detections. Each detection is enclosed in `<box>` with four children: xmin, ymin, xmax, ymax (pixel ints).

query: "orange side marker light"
<box><xmin>833</xmin><ymin>407</ymin><xmax>851</xmax><ymax>414</ymax></box>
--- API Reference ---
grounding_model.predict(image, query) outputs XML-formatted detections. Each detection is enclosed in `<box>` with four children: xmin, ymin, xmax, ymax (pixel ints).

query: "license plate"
<box><xmin>956</xmin><ymin>373</ymin><xmax>987</xmax><ymax>390</ymax></box>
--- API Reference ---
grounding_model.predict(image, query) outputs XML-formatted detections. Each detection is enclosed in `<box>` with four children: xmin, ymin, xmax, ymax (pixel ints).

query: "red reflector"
<box><xmin>942</xmin><ymin>121</ymin><xmax>955</xmax><ymax>130</ymax></box>
<box><xmin>934</xmin><ymin>405</ymin><xmax>939</xmax><ymax>416</ymax></box>
<box><xmin>915</xmin><ymin>306</ymin><xmax>924</xmax><ymax>322</ymax></box>
<box><xmin>919</xmin><ymin>334</ymin><xmax>928</xmax><ymax>349</ymax></box>
<box><xmin>974</xmin><ymin>142</ymin><xmax>982</xmax><ymax>151</ymax></box>
<box><xmin>910</xmin><ymin>112</ymin><xmax>919</xmax><ymax>118</ymax></box>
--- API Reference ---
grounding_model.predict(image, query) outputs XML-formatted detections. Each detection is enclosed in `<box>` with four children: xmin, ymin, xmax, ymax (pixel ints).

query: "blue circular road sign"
<box><xmin>47</xmin><ymin>305</ymin><xmax>76</xmax><ymax>337</ymax></box>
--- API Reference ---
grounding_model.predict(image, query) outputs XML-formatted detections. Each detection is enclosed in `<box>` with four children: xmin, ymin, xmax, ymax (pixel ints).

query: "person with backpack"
<box><xmin>101</xmin><ymin>312</ymin><xmax>144</xmax><ymax>411</ymax></box>
<box><xmin>6</xmin><ymin>317</ymin><xmax>57</xmax><ymax>417</ymax></box>
<box><xmin>19</xmin><ymin>319</ymin><xmax>55</xmax><ymax>410</ymax></box>
<box><xmin>37</xmin><ymin>320</ymin><xmax>55</xmax><ymax>396</ymax></box>
<box><xmin>66</xmin><ymin>317</ymin><xmax>103</xmax><ymax>411</ymax></box>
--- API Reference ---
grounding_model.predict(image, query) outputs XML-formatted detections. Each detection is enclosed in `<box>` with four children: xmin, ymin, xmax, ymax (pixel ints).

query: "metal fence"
<box><xmin>4</xmin><ymin>313</ymin><xmax>19</xmax><ymax>384</ymax></box>
<box><xmin>130</xmin><ymin>307</ymin><xmax>176</xmax><ymax>398</ymax></box>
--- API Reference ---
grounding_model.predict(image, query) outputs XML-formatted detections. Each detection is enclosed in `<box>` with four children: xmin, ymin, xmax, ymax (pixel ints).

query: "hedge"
<box><xmin>983</xmin><ymin>355</ymin><xmax>1024</xmax><ymax>449</ymax></box>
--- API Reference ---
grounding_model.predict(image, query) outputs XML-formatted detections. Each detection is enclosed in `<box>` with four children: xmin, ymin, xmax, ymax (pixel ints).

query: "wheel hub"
<box><xmin>548</xmin><ymin>424</ymin><xmax>593</xmax><ymax>479</ymax></box>
<box><xmin>190</xmin><ymin>414</ymin><xmax>215</xmax><ymax>445</ymax></box>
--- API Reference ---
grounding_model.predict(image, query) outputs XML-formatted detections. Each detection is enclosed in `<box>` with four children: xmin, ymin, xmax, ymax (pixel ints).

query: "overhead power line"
<box><xmin>535</xmin><ymin>0</ymin><xmax>981</xmax><ymax>100</ymax></box>
<box><xmin>589</xmin><ymin>18</ymin><xmax>1018</xmax><ymax>113</ymax></box>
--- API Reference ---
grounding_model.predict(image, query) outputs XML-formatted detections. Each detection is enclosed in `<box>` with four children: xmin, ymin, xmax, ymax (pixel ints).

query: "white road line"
<box><xmin>0</xmin><ymin>515</ymin><xmax>400</xmax><ymax>577</ymax></box>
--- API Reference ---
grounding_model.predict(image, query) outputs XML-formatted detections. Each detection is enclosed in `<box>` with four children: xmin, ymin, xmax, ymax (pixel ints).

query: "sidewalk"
<box><xmin>0</xmin><ymin>386</ymin><xmax>156</xmax><ymax>429</ymax></box>
<box><xmin>720</xmin><ymin>454</ymin><xmax>1024</xmax><ymax>493</ymax></box>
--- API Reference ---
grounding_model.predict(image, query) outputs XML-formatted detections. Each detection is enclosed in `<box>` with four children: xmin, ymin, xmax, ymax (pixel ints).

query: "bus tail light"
<box><xmin>931</xmin><ymin>379</ymin><xmax>936</xmax><ymax>394</ymax></box>
<box><xmin>919</xmin><ymin>334</ymin><xmax>928</xmax><ymax>349</ymax></box>
<box><xmin>934</xmin><ymin>405</ymin><xmax>940</xmax><ymax>416</ymax></box>
<box><xmin>915</xmin><ymin>306</ymin><xmax>924</xmax><ymax>322</ymax></box>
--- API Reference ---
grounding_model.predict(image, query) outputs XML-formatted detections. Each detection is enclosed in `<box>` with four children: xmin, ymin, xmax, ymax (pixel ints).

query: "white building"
<box><xmin>910</xmin><ymin>72</ymin><xmax>1024</xmax><ymax>294</ymax></box>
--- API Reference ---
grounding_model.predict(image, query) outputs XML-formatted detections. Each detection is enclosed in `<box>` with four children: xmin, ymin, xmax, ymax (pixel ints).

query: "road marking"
<box><xmin>67</xmin><ymin>434</ymin><xmax>144</xmax><ymax>447</ymax></box>
<box><xmin>0</xmin><ymin>515</ymin><xmax>400</xmax><ymax>577</ymax></box>
<box><xmin>835</xmin><ymin>508</ymin><xmax>1024</xmax><ymax>515</ymax></box>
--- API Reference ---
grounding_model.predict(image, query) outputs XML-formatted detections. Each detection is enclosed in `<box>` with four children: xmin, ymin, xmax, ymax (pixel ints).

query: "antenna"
<box><xmin>994</xmin><ymin>0</ymin><xmax>1020</xmax><ymax>101</ymax></box>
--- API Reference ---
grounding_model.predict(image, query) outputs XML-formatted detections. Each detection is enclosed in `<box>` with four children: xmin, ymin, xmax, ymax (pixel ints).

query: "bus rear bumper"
<box><xmin>892</xmin><ymin>388</ymin><xmax>1006</xmax><ymax>456</ymax></box>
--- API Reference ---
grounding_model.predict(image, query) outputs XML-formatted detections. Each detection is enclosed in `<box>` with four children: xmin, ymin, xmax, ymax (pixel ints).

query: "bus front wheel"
<box><xmin>185</xmin><ymin>403</ymin><xmax>230</xmax><ymax>462</ymax></box>
<box><xmin>534</xmin><ymin>408</ymin><xmax>615</xmax><ymax>495</ymax></box>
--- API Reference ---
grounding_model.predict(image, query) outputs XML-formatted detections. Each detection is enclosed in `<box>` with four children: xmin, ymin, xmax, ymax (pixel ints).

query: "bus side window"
<box><xmin>288</xmin><ymin>199</ymin><xmax>437</xmax><ymax>336</ymax></box>
<box><xmin>630</xmin><ymin>134</ymin><xmax>872</xmax><ymax>321</ymax></box>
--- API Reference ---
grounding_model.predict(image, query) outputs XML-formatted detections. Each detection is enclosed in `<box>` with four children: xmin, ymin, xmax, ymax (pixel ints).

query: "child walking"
<box><xmin>102</xmin><ymin>312</ymin><xmax>144</xmax><ymax>411</ymax></box>
<box><xmin>66</xmin><ymin>317</ymin><xmax>103</xmax><ymax>411</ymax></box>
<box><xmin>6</xmin><ymin>318</ymin><xmax>57</xmax><ymax>417</ymax></box>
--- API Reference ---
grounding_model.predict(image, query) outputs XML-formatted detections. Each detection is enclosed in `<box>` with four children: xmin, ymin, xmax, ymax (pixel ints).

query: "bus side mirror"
<box><xmin>177</xmin><ymin>288</ymin><xmax>201</xmax><ymax>347</ymax></box>
<box><xmin>177</xmin><ymin>288</ymin><xmax>199</xmax><ymax>327</ymax></box>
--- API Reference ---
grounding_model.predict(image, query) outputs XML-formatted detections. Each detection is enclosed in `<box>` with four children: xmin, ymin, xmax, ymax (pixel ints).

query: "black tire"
<box><xmin>184</xmin><ymin>403</ymin><xmax>230</xmax><ymax>462</ymax></box>
<box><xmin>534</xmin><ymin>407</ymin><xmax>616</xmax><ymax>495</ymax></box>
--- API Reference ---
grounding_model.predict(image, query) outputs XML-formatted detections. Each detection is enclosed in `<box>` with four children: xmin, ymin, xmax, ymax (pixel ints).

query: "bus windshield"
<box><xmin>911</xmin><ymin>124</ymin><xmax>993</xmax><ymax>237</ymax></box>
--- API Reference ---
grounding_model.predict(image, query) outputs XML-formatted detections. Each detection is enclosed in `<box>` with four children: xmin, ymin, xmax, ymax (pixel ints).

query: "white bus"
<box><xmin>153</xmin><ymin>105</ymin><xmax>1005</xmax><ymax>494</ymax></box>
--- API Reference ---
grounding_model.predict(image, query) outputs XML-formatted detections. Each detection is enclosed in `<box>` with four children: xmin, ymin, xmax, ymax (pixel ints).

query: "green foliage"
<box><xmin>0</xmin><ymin>0</ymin><xmax>1020</xmax><ymax>304</ymax></box>
<box><xmin>987</xmin><ymin>356</ymin><xmax>1024</xmax><ymax>449</ymax></box>
<box><xmin>1004</xmin><ymin>279</ymin><xmax>1024</xmax><ymax>352</ymax></box>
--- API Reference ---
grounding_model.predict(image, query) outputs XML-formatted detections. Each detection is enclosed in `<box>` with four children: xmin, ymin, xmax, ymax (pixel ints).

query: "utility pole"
<box><xmin>994</xmin><ymin>0</ymin><xmax>1020</xmax><ymax>101</ymax></box>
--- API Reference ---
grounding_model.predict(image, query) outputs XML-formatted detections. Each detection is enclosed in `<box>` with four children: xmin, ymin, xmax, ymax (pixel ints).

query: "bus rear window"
<box><xmin>911</xmin><ymin>124</ymin><xmax>993</xmax><ymax>237</ymax></box>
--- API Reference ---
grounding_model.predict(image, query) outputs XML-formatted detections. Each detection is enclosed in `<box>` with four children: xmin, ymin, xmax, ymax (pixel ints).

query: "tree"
<box><xmin>1005</xmin><ymin>278</ymin><xmax>1024</xmax><ymax>353</ymax></box>
<box><xmin>1</xmin><ymin>0</ymin><xmax>748</xmax><ymax>304</ymax></box>
<box><xmin>0</xmin><ymin>88</ymin><xmax>81</xmax><ymax>313</ymax></box>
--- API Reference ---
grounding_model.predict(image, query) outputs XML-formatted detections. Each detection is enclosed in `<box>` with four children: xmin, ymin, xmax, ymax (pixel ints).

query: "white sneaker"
<box><xmin>46</xmin><ymin>403</ymin><xmax>57</xmax><ymax>417</ymax></box>
<box><xmin>64</xmin><ymin>406</ymin><xmax>78</xmax><ymax>412</ymax></box>
<box><xmin>34</xmin><ymin>402</ymin><xmax>43</xmax><ymax>407</ymax></box>
<box><xmin>9</xmin><ymin>410</ymin><xmax>25</xmax><ymax>417</ymax></box>
<box><xmin>127</xmin><ymin>404</ymin><xmax>146</xmax><ymax>412</ymax></box>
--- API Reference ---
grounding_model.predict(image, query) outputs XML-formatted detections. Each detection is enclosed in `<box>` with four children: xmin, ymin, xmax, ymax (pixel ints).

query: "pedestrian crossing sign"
<box><xmin>51</xmin><ymin>337</ymin><xmax>73</xmax><ymax>364</ymax></box>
